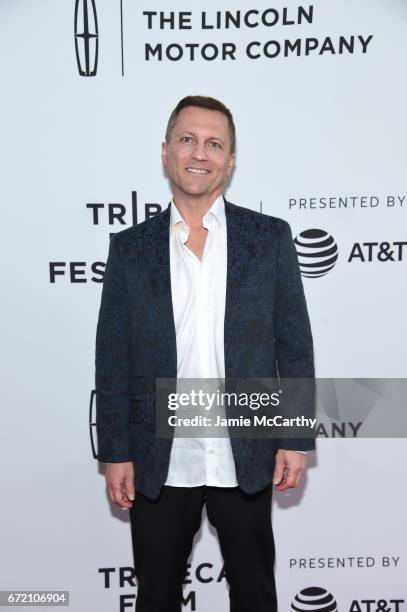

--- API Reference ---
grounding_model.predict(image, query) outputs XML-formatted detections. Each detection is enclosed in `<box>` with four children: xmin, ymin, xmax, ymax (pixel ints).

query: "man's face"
<box><xmin>162</xmin><ymin>106</ymin><xmax>235</xmax><ymax>202</ymax></box>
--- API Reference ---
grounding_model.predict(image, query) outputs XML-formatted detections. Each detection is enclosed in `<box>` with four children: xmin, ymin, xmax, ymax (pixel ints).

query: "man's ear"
<box><xmin>226</xmin><ymin>153</ymin><xmax>236</xmax><ymax>176</ymax></box>
<box><xmin>161</xmin><ymin>141</ymin><xmax>168</xmax><ymax>167</ymax></box>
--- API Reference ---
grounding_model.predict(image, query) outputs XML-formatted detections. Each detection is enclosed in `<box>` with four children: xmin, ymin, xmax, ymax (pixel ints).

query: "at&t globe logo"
<box><xmin>294</xmin><ymin>229</ymin><xmax>338</xmax><ymax>278</ymax></box>
<box><xmin>292</xmin><ymin>586</ymin><xmax>338</xmax><ymax>611</ymax></box>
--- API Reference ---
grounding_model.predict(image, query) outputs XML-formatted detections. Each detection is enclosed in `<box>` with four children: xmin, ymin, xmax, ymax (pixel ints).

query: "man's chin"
<box><xmin>178</xmin><ymin>186</ymin><xmax>213</xmax><ymax>198</ymax></box>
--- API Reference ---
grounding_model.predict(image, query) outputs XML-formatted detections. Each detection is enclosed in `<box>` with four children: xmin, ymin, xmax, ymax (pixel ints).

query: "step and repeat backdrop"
<box><xmin>1</xmin><ymin>0</ymin><xmax>406</xmax><ymax>610</ymax></box>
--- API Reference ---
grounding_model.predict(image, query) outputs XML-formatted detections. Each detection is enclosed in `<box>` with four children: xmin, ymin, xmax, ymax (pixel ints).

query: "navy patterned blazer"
<box><xmin>95</xmin><ymin>199</ymin><xmax>315</xmax><ymax>500</ymax></box>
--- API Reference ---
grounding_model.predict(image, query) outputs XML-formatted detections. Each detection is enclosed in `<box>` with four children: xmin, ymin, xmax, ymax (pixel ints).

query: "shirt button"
<box><xmin>208</xmin><ymin>449</ymin><xmax>215</xmax><ymax>455</ymax></box>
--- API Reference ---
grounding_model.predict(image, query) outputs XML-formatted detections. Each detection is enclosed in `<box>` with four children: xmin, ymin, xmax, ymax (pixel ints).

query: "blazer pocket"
<box><xmin>129</xmin><ymin>396</ymin><xmax>148</xmax><ymax>422</ymax></box>
<box><xmin>129</xmin><ymin>375</ymin><xmax>146</xmax><ymax>396</ymax></box>
<box><xmin>239</xmin><ymin>272</ymin><xmax>270</xmax><ymax>290</ymax></box>
<box><xmin>239</xmin><ymin>282</ymin><xmax>263</xmax><ymax>291</ymax></box>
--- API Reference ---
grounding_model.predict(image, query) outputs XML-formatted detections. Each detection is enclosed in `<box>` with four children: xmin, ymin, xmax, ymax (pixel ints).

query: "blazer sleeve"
<box><xmin>274</xmin><ymin>220</ymin><xmax>315</xmax><ymax>451</ymax></box>
<box><xmin>95</xmin><ymin>234</ymin><xmax>132</xmax><ymax>462</ymax></box>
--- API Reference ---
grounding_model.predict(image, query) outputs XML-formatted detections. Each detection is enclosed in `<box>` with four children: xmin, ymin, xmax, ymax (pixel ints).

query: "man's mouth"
<box><xmin>185</xmin><ymin>167</ymin><xmax>210</xmax><ymax>174</ymax></box>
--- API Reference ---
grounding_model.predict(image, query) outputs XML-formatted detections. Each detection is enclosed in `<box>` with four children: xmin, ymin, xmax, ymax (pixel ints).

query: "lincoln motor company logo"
<box><xmin>74</xmin><ymin>0</ymin><xmax>99</xmax><ymax>76</ymax></box>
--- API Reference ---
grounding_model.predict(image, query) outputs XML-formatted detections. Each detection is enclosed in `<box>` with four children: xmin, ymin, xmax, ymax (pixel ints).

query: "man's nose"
<box><xmin>191</xmin><ymin>141</ymin><xmax>209</xmax><ymax>160</ymax></box>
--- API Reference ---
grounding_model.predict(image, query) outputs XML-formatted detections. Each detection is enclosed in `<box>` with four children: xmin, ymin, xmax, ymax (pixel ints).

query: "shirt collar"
<box><xmin>170</xmin><ymin>195</ymin><xmax>226</xmax><ymax>233</ymax></box>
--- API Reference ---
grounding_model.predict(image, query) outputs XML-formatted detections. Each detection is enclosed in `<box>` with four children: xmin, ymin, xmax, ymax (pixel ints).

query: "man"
<box><xmin>95</xmin><ymin>95</ymin><xmax>314</xmax><ymax>611</ymax></box>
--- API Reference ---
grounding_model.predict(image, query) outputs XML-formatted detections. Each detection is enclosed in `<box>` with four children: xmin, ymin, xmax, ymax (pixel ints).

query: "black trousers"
<box><xmin>129</xmin><ymin>485</ymin><xmax>277</xmax><ymax>612</ymax></box>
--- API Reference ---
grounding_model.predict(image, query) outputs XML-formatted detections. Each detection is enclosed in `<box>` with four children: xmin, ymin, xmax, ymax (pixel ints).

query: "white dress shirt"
<box><xmin>164</xmin><ymin>195</ymin><xmax>238</xmax><ymax>487</ymax></box>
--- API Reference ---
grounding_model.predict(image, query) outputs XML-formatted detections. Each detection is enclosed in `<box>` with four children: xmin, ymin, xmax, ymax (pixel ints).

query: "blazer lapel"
<box><xmin>143</xmin><ymin>205</ymin><xmax>177</xmax><ymax>371</ymax></box>
<box><xmin>224</xmin><ymin>199</ymin><xmax>260</xmax><ymax>370</ymax></box>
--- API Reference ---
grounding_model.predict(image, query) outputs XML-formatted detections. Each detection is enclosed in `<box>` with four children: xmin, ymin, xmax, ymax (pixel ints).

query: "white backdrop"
<box><xmin>1</xmin><ymin>0</ymin><xmax>406</xmax><ymax>610</ymax></box>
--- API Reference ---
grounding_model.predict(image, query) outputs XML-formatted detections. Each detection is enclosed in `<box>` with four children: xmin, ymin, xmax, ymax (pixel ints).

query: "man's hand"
<box><xmin>273</xmin><ymin>449</ymin><xmax>305</xmax><ymax>491</ymax></box>
<box><xmin>105</xmin><ymin>462</ymin><xmax>135</xmax><ymax>508</ymax></box>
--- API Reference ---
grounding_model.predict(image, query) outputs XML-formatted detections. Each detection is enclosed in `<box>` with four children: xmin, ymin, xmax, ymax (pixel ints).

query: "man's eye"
<box><xmin>209</xmin><ymin>141</ymin><xmax>222</xmax><ymax>149</ymax></box>
<box><xmin>181</xmin><ymin>136</ymin><xmax>193</xmax><ymax>143</ymax></box>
